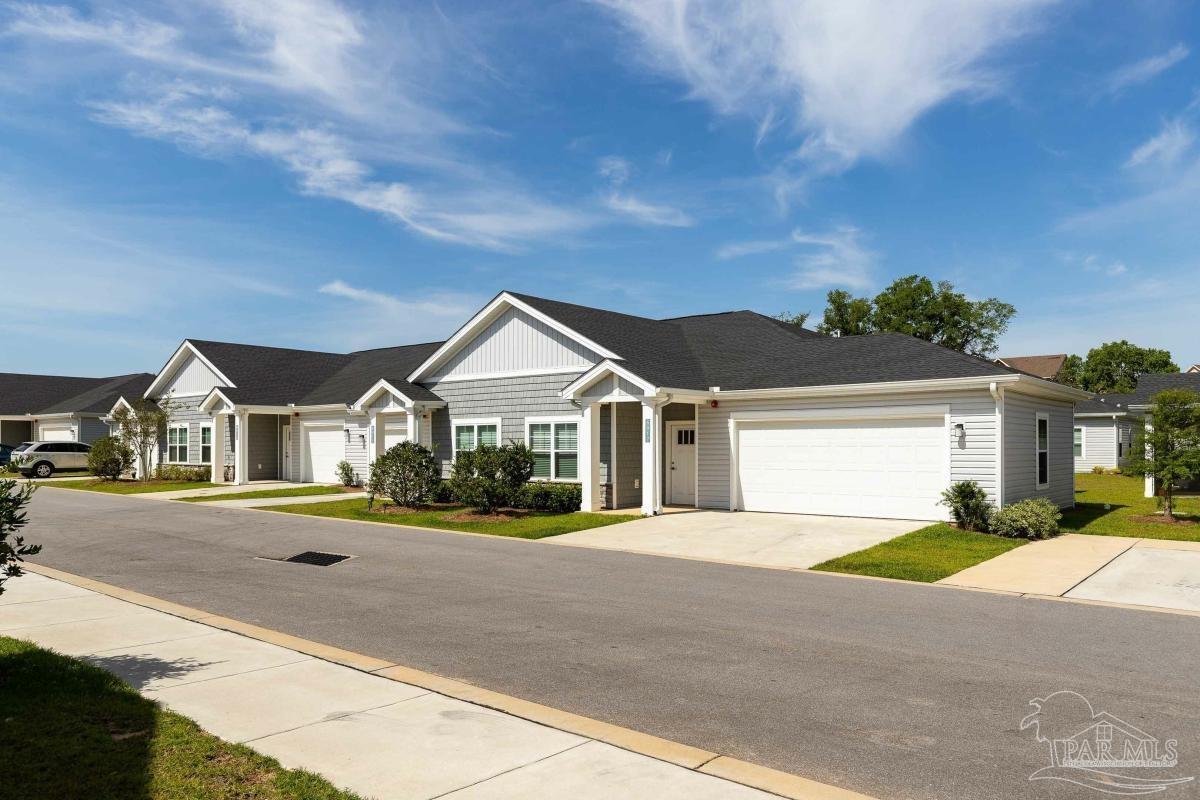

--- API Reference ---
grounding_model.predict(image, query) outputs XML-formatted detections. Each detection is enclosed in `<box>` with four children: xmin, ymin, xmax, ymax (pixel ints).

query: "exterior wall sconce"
<box><xmin>358</xmin><ymin>433</ymin><xmax>366</xmax><ymax>447</ymax></box>
<box><xmin>344</xmin><ymin>429</ymin><xmax>351</xmax><ymax>443</ymax></box>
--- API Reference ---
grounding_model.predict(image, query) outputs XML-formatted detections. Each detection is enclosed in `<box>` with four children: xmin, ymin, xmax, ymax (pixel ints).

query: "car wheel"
<box><xmin>33</xmin><ymin>461</ymin><xmax>53</xmax><ymax>478</ymax></box>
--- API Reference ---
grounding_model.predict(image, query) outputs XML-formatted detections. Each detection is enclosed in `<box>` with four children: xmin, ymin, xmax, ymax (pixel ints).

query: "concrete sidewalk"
<box><xmin>197</xmin><ymin>490</ymin><xmax>363</xmax><ymax>508</ymax></box>
<box><xmin>135</xmin><ymin>481</ymin><xmax>304</xmax><ymax>501</ymax></box>
<box><xmin>1</xmin><ymin>569</ymin><xmax>864</xmax><ymax>800</ymax></box>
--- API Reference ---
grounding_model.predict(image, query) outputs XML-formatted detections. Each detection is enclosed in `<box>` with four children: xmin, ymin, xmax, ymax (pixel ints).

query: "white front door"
<box><xmin>736</xmin><ymin>417</ymin><xmax>946</xmax><ymax>520</ymax></box>
<box><xmin>302</xmin><ymin>424</ymin><xmax>343</xmax><ymax>483</ymax></box>
<box><xmin>667</xmin><ymin>423</ymin><xmax>696</xmax><ymax>506</ymax></box>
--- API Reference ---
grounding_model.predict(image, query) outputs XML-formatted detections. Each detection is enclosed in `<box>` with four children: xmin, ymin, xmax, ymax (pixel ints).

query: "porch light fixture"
<box><xmin>358</xmin><ymin>433</ymin><xmax>366</xmax><ymax>447</ymax></box>
<box><xmin>953</xmin><ymin>423</ymin><xmax>966</xmax><ymax>441</ymax></box>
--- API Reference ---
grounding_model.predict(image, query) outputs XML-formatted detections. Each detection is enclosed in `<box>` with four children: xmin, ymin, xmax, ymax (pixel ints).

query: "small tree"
<box><xmin>368</xmin><ymin>442</ymin><xmax>440</xmax><ymax>508</ymax></box>
<box><xmin>939</xmin><ymin>480</ymin><xmax>993</xmax><ymax>531</ymax></box>
<box><xmin>87</xmin><ymin>435</ymin><xmax>134</xmax><ymax>481</ymax></box>
<box><xmin>1</xmin><ymin>479</ymin><xmax>40</xmax><ymax>596</ymax></box>
<box><xmin>1127</xmin><ymin>388</ymin><xmax>1200</xmax><ymax>521</ymax></box>
<box><xmin>111</xmin><ymin>396</ymin><xmax>174</xmax><ymax>481</ymax></box>
<box><xmin>335</xmin><ymin>460</ymin><xmax>359</xmax><ymax>487</ymax></box>
<box><xmin>448</xmin><ymin>443</ymin><xmax>535</xmax><ymax>513</ymax></box>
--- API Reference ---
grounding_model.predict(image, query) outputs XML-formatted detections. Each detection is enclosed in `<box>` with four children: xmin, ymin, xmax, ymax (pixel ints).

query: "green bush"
<box><xmin>448</xmin><ymin>443</ymin><xmax>535</xmax><ymax>512</ymax></box>
<box><xmin>430</xmin><ymin>479</ymin><xmax>454</xmax><ymax>504</ymax></box>
<box><xmin>368</xmin><ymin>441</ymin><xmax>439</xmax><ymax>508</ymax></box>
<box><xmin>939</xmin><ymin>480</ymin><xmax>993</xmax><ymax>532</ymax></box>
<box><xmin>1091</xmin><ymin>465</ymin><xmax>1105</xmax><ymax>475</ymax></box>
<box><xmin>514</xmin><ymin>482</ymin><xmax>582</xmax><ymax>513</ymax></box>
<box><xmin>335</xmin><ymin>460</ymin><xmax>359</xmax><ymax>487</ymax></box>
<box><xmin>86</xmin><ymin>436</ymin><xmax>133</xmax><ymax>481</ymax></box>
<box><xmin>990</xmin><ymin>498</ymin><xmax>1061</xmax><ymax>540</ymax></box>
<box><xmin>153</xmin><ymin>464</ymin><xmax>210</xmax><ymax>482</ymax></box>
<box><xmin>1</xmin><ymin>478</ymin><xmax>39</xmax><ymax>595</ymax></box>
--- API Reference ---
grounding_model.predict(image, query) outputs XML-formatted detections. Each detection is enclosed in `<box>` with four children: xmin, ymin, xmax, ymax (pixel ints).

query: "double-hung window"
<box><xmin>1073</xmin><ymin>427</ymin><xmax>1083</xmax><ymax>459</ymax></box>
<box><xmin>199</xmin><ymin>426</ymin><xmax>213</xmax><ymax>464</ymax></box>
<box><xmin>452</xmin><ymin>418</ymin><xmax>500</xmax><ymax>461</ymax></box>
<box><xmin>167</xmin><ymin>425</ymin><xmax>189</xmax><ymax>464</ymax></box>
<box><xmin>527</xmin><ymin>417</ymin><xmax>578</xmax><ymax>481</ymax></box>
<box><xmin>1036</xmin><ymin>413</ymin><xmax>1050</xmax><ymax>487</ymax></box>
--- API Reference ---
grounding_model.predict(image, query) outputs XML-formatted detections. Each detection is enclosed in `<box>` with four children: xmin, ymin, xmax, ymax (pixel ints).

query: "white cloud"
<box><xmin>597</xmin><ymin>155</ymin><xmax>632</xmax><ymax>185</ymax></box>
<box><xmin>1105</xmin><ymin>44</ymin><xmax>1189</xmax><ymax>96</ymax></box>
<box><xmin>597</xmin><ymin>0</ymin><xmax>1053</xmax><ymax>194</ymax></box>
<box><xmin>604</xmin><ymin>193</ymin><xmax>693</xmax><ymax>227</ymax></box>
<box><xmin>715</xmin><ymin>238</ymin><xmax>791</xmax><ymax>260</ymax></box>
<box><xmin>314</xmin><ymin>281</ymin><xmax>484</xmax><ymax>350</ymax></box>
<box><xmin>787</xmin><ymin>226</ymin><xmax>876</xmax><ymax>290</ymax></box>
<box><xmin>1081</xmin><ymin>254</ymin><xmax>1130</xmax><ymax>277</ymax></box>
<box><xmin>1124</xmin><ymin>118</ymin><xmax>1194</xmax><ymax>169</ymax></box>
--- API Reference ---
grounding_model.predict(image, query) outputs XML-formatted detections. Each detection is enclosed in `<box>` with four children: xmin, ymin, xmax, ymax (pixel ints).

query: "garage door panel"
<box><xmin>303</xmin><ymin>424</ymin><xmax>343</xmax><ymax>483</ymax></box>
<box><xmin>39</xmin><ymin>425</ymin><xmax>74</xmax><ymax>442</ymax></box>
<box><xmin>737</xmin><ymin>418</ymin><xmax>946</xmax><ymax>520</ymax></box>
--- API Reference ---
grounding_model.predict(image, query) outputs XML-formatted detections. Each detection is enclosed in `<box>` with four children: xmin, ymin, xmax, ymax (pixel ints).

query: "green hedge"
<box><xmin>513</xmin><ymin>482</ymin><xmax>582</xmax><ymax>513</ymax></box>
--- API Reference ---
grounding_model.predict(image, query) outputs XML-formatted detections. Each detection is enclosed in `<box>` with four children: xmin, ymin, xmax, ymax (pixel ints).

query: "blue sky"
<box><xmin>1</xmin><ymin>0</ymin><xmax>1198</xmax><ymax>377</ymax></box>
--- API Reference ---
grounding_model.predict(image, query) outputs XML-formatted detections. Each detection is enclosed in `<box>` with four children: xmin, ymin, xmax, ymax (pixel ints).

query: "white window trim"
<box><xmin>199</xmin><ymin>424</ymin><xmax>213</xmax><ymax>465</ymax></box>
<box><xmin>451</xmin><ymin>417</ymin><xmax>502</xmax><ymax>461</ymax></box>
<box><xmin>167</xmin><ymin>423</ymin><xmax>190</xmax><ymax>465</ymax></box>
<box><xmin>525</xmin><ymin>415</ymin><xmax>581</xmax><ymax>482</ymax></box>
<box><xmin>1036</xmin><ymin>412</ymin><xmax>1050</xmax><ymax>488</ymax></box>
<box><xmin>1073</xmin><ymin>425</ymin><xmax>1085</xmax><ymax>460</ymax></box>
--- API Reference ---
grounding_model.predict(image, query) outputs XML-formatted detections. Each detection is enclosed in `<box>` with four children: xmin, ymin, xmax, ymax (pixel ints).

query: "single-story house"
<box><xmin>0</xmin><ymin>372</ymin><xmax>153</xmax><ymax>447</ymax></box>
<box><xmin>1125</xmin><ymin>373</ymin><xmax>1200</xmax><ymax>497</ymax></box>
<box><xmin>995</xmin><ymin>354</ymin><xmax>1068</xmax><ymax>381</ymax></box>
<box><xmin>1188</xmin><ymin>364</ymin><xmax>1199</xmax><ymax>373</ymax></box>
<box><xmin>133</xmin><ymin>291</ymin><xmax>1087</xmax><ymax>520</ymax></box>
<box><xmin>1072</xmin><ymin>394</ymin><xmax>1135</xmax><ymax>473</ymax></box>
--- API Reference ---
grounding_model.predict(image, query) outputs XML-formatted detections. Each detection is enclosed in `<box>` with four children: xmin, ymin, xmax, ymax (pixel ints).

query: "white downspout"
<box><xmin>990</xmin><ymin>382</ymin><xmax>1005</xmax><ymax>509</ymax></box>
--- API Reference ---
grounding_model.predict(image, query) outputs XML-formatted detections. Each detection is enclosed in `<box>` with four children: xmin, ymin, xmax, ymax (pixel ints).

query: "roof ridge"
<box><xmin>348</xmin><ymin>340</ymin><xmax>445</xmax><ymax>356</ymax></box>
<box><xmin>187</xmin><ymin>338</ymin><xmax>350</xmax><ymax>358</ymax></box>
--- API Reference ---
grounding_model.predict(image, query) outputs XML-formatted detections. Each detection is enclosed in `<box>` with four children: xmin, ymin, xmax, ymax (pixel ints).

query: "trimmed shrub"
<box><xmin>430</xmin><ymin>479</ymin><xmax>454</xmax><ymax>504</ymax></box>
<box><xmin>335</xmin><ymin>460</ymin><xmax>359</xmax><ymax>487</ymax></box>
<box><xmin>514</xmin><ymin>482</ymin><xmax>582</xmax><ymax>513</ymax></box>
<box><xmin>448</xmin><ymin>443</ymin><xmax>535</xmax><ymax>512</ymax></box>
<box><xmin>939</xmin><ymin>480</ymin><xmax>993</xmax><ymax>532</ymax></box>
<box><xmin>990</xmin><ymin>498</ymin><xmax>1061</xmax><ymax>540</ymax></box>
<box><xmin>1091</xmin><ymin>465</ymin><xmax>1105</xmax><ymax>475</ymax></box>
<box><xmin>153</xmin><ymin>464</ymin><xmax>211</xmax><ymax>482</ymax></box>
<box><xmin>86</xmin><ymin>436</ymin><xmax>133</xmax><ymax>481</ymax></box>
<box><xmin>368</xmin><ymin>441</ymin><xmax>439</xmax><ymax>508</ymax></box>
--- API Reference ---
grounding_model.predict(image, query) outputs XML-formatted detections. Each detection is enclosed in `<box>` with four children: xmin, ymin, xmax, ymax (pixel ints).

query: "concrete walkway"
<box><xmin>551</xmin><ymin>510</ymin><xmax>923</xmax><ymax>570</ymax></box>
<box><xmin>198</xmin><ymin>490</ymin><xmax>363</xmax><ymax>509</ymax></box>
<box><xmin>939</xmin><ymin>534</ymin><xmax>1200</xmax><ymax>613</ymax></box>
<box><xmin>1</xmin><ymin>570</ymin><xmax>858</xmax><ymax>800</ymax></box>
<box><xmin>135</xmin><ymin>481</ymin><xmax>310</xmax><ymax>501</ymax></box>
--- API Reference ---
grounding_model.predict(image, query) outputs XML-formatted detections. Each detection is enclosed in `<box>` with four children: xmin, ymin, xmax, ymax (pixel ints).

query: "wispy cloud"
<box><xmin>1104</xmin><ymin>43</ymin><xmax>1189</xmax><ymax>96</ymax></box>
<box><xmin>719</xmin><ymin>225</ymin><xmax>876</xmax><ymax>289</ymax></box>
<box><xmin>596</xmin><ymin>0</ymin><xmax>1054</xmax><ymax>201</ymax></box>
<box><xmin>1081</xmin><ymin>254</ymin><xmax>1130</xmax><ymax>277</ymax></box>
<box><xmin>597</xmin><ymin>154</ymin><xmax>694</xmax><ymax>227</ymax></box>
<box><xmin>315</xmin><ymin>281</ymin><xmax>483</xmax><ymax>350</ymax></box>
<box><xmin>1124</xmin><ymin>118</ymin><xmax>1194</xmax><ymax>169</ymax></box>
<box><xmin>715</xmin><ymin>238</ymin><xmax>792</xmax><ymax>260</ymax></box>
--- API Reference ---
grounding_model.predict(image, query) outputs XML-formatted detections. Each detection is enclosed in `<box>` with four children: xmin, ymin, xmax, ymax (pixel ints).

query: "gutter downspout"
<box><xmin>990</xmin><ymin>382</ymin><xmax>1005</xmax><ymax>509</ymax></box>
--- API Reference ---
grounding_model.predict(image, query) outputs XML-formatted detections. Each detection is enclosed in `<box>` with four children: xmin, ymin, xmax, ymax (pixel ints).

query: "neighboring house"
<box><xmin>1072</xmin><ymin>394</ymin><xmax>1135</xmax><ymax>473</ymax></box>
<box><xmin>0</xmin><ymin>372</ymin><xmax>153</xmax><ymax>447</ymax></box>
<box><xmin>1188</xmin><ymin>364</ymin><xmax>1199</xmax><ymax>373</ymax></box>
<box><xmin>995</xmin><ymin>354</ymin><xmax>1068</xmax><ymax>381</ymax></box>
<box><xmin>1124</xmin><ymin>373</ymin><xmax>1200</xmax><ymax>498</ymax></box>
<box><xmin>130</xmin><ymin>291</ymin><xmax>1086</xmax><ymax>520</ymax></box>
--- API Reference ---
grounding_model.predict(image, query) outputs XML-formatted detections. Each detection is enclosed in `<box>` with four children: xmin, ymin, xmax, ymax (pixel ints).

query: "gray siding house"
<box><xmin>0</xmin><ymin>371</ymin><xmax>153</xmax><ymax>447</ymax></box>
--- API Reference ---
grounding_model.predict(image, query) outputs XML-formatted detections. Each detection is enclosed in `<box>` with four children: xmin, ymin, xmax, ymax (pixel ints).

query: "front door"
<box><xmin>282</xmin><ymin>425</ymin><xmax>292</xmax><ymax>481</ymax></box>
<box><xmin>668</xmin><ymin>423</ymin><xmax>696</xmax><ymax>506</ymax></box>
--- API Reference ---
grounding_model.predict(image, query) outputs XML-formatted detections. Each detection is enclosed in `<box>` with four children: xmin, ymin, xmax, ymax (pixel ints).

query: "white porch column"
<box><xmin>640</xmin><ymin>399</ymin><xmax>661</xmax><ymax>515</ymax></box>
<box><xmin>1144</xmin><ymin>420</ymin><xmax>1155</xmax><ymax>498</ymax></box>
<box><xmin>406</xmin><ymin>406</ymin><xmax>419</xmax><ymax>444</ymax></box>
<box><xmin>210</xmin><ymin>414</ymin><xmax>227</xmax><ymax>483</ymax></box>
<box><xmin>369</xmin><ymin>410</ymin><xmax>383</xmax><ymax>465</ymax></box>
<box><xmin>581</xmin><ymin>402</ymin><xmax>601</xmax><ymax>511</ymax></box>
<box><xmin>235</xmin><ymin>411</ymin><xmax>250</xmax><ymax>485</ymax></box>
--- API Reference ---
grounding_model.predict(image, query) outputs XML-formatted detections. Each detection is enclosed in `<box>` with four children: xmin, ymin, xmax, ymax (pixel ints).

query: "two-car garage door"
<box><xmin>736</xmin><ymin>417</ymin><xmax>947</xmax><ymax>520</ymax></box>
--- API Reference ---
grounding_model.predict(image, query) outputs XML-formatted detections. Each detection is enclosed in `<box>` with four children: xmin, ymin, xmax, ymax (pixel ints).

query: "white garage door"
<box><xmin>303</xmin><ymin>424</ymin><xmax>343</xmax><ymax>483</ymax></box>
<box><xmin>39</xmin><ymin>424</ymin><xmax>75</xmax><ymax>442</ymax></box>
<box><xmin>736</xmin><ymin>417</ymin><xmax>947</xmax><ymax>520</ymax></box>
<box><xmin>383</xmin><ymin>417</ymin><xmax>408</xmax><ymax>450</ymax></box>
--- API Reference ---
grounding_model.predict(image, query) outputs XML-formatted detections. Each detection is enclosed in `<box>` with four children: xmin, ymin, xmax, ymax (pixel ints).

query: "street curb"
<box><xmin>21</xmin><ymin>562</ymin><xmax>878</xmax><ymax>800</ymax></box>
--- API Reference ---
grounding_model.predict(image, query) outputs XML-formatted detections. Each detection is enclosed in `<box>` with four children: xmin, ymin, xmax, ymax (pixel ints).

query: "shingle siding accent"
<box><xmin>1074</xmin><ymin>417</ymin><xmax>1119</xmax><ymax>472</ymax></box>
<box><xmin>79</xmin><ymin>416</ymin><xmax>109</xmax><ymax>444</ymax></box>
<box><xmin>425</xmin><ymin>373</ymin><xmax>584</xmax><ymax>476</ymax></box>
<box><xmin>1003</xmin><ymin>393</ymin><xmax>1074</xmax><ymax>508</ymax></box>
<box><xmin>697</xmin><ymin>390</ymin><xmax>999</xmax><ymax>510</ymax></box>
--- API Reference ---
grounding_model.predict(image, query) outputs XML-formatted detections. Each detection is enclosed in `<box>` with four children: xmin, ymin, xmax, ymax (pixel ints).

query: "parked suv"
<box><xmin>14</xmin><ymin>441</ymin><xmax>91</xmax><ymax>478</ymax></box>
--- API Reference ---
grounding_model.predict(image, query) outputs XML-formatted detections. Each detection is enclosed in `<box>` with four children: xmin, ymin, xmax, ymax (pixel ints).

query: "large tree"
<box><xmin>804</xmin><ymin>276</ymin><xmax>1016</xmax><ymax>357</ymax></box>
<box><xmin>1127</xmin><ymin>388</ymin><xmax>1200</xmax><ymax>521</ymax></box>
<box><xmin>1060</xmin><ymin>341</ymin><xmax>1178</xmax><ymax>393</ymax></box>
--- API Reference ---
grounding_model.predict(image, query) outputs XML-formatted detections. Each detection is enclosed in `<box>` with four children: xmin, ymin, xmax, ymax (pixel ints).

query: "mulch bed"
<box><xmin>442</xmin><ymin>509</ymin><xmax>531</xmax><ymax>523</ymax></box>
<box><xmin>1129</xmin><ymin>514</ymin><xmax>1199</xmax><ymax>526</ymax></box>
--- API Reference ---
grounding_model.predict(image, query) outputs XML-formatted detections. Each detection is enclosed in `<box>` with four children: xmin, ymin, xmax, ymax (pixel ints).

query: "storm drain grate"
<box><xmin>277</xmin><ymin>551</ymin><xmax>353</xmax><ymax>567</ymax></box>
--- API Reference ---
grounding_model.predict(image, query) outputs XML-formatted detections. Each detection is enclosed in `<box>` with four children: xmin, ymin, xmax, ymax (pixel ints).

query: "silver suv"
<box><xmin>14</xmin><ymin>441</ymin><xmax>91</xmax><ymax>478</ymax></box>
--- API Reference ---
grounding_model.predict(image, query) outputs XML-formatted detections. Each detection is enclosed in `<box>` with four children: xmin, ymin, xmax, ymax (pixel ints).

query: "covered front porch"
<box><xmin>566</xmin><ymin>364</ymin><xmax>705</xmax><ymax>515</ymax></box>
<box><xmin>200</xmin><ymin>391</ymin><xmax>297</xmax><ymax>485</ymax></box>
<box><xmin>0</xmin><ymin>417</ymin><xmax>33</xmax><ymax>447</ymax></box>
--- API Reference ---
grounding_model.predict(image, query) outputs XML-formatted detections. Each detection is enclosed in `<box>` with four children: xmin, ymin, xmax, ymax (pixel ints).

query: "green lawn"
<box><xmin>811</xmin><ymin>524</ymin><xmax>1027</xmax><ymax>583</ymax></box>
<box><xmin>269</xmin><ymin>497</ymin><xmax>640</xmax><ymax>539</ymax></box>
<box><xmin>0</xmin><ymin>636</ymin><xmax>362</xmax><ymax>800</ymax></box>
<box><xmin>177</xmin><ymin>486</ymin><xmax>353</xmax><ymax>503</ymax></box>
<box><xmin>1064</xmin><ymin>473</ymin><xmax>1200</xmax><ymax>542</ymax></box>
<box><xmin>50</xmin><ymin>479</ymin><xmax>219</xmax><ymax>494</ymax></box>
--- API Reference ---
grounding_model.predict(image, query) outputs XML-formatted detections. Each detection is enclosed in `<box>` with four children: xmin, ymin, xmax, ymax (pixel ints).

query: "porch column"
<box><xmin>369</xmin><ymin>410</ymin><xmax>383</xmax><ymax>465</ymax></box>
<box><xmin>581</xmin><ymin>402</ymin><xmax>601</xmax><ymax>512</ymax></box>
<box><xmin>210</xmin><ymin>413</ymin><xmax>226</xmax><ymax>483</ymax></box>
<box><xmin>235</xmin><ymin>410</ymin><xmax>250</xmax><ymax>485</ymax></box>
<box><xmin>406</xmin><ymin>406</ymin><xmax>419</xmax><ymax>445</ymax></box>
<box><xmin>1144</xmin><ymin>420</ymin><xmax>1155</xmax><ymax>498</ymax></box>
<box><xmin>640</xmin><ymin>399</ymin><xmax>661</xmax><ymax>515</ymax></box>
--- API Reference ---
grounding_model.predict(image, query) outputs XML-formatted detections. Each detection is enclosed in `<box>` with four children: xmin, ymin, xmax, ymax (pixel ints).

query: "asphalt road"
<box><xmin>18</xmin><ymin>488</ymin><xmax>1200</xmax><ymax>800</ymax></box>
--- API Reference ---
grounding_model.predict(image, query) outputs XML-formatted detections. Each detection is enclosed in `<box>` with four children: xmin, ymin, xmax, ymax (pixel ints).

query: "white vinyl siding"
<box><xmin>430</xmin><ymin>307</ymin><xmax>601</xmax><ymax>381</ymax></box>
<box><xmin>698</xmin><ymin>390</ymin><xmax>998</xmax><ymax>510</ymax></box>
<box><xmin>1073</xmin><ymin>417</ymin><xmax>1120</xmax><ymax>472</ymax></box>
<box><xmin>1003</xmin><ymin>393</ymin><xmax>1074</xmax><ymax>508</ymax></box>
<box><xmin>160</xmin><ymin>353</ymin><xmax>224</xmax><ymax>396</ymax></box>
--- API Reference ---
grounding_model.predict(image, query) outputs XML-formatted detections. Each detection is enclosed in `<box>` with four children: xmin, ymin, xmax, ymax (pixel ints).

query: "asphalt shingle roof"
<box><xmin>509</xmin><ymin>292</ymin><xmax>1016</xmax><ymax>391</ymax></box>
<box><xmin>0</xmin><ymin>372</ymin><xmax>154</xmax><ymax>416</ymax></box>
<box><xmin>1075</xmin><ymin>394</ymin><xmax>1136</xmax><ymax>414</ymax></box>
<box><xmin>1127</xmin><ymin>373</ymin><xmax>1200</xmax><ymax>405</ymax></box>
<box><xmin>996</xmin><ymin>354</ymin><xmax>1067</xmax><ymax>379</ymax></box>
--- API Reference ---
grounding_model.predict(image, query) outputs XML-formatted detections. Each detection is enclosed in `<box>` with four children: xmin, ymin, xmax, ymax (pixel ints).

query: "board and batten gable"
<box><xmin>428</xmin><ymin>306</ymin><xmax>602</xmax><ymax>382</ymax></box>
<box><xmin>1003</xmin><ymin>392</ymin><xmax>1074</xmax><ymax>508</ymax></box>
<box><xmin>156</xmin><ymin>352</ymin><xmax>225</xmax><ymax>397</ymax></box>
<box><xmin>696</xmin><ymin>389</ymin><xmax>1000</xmax><ymax>512</ymax></box>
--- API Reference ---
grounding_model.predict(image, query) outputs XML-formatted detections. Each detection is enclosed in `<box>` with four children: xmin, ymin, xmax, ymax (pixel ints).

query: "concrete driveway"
<box><xmin>550</xmin><ymin>510</ymin><xmax>924</xmax><ymax>569</ymax></box>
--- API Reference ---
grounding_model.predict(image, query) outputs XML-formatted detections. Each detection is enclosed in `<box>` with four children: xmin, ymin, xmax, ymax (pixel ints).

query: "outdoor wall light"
<box><xmin>344</xmin><ymin>429</ymin><xmax>351</xmax><ymax>443</ymax></box>
<box><xmin>953</xmin><ymin>423</ymin><xmax>966</xmax><ymax>439</ymax></box>
<box><xmin>358</xmin><ymin>433</ymin><xmax>366</xmax><ymax>447</ymax></box>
